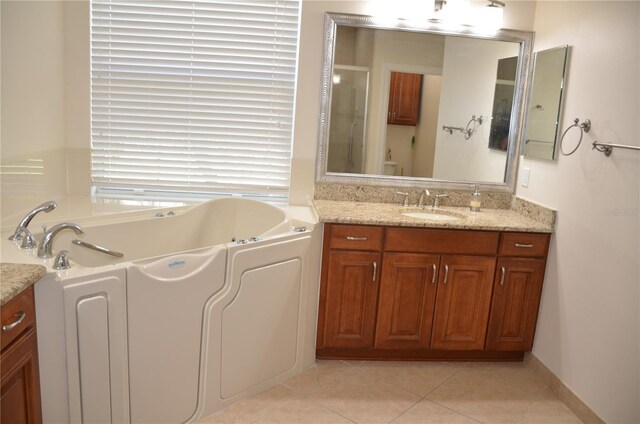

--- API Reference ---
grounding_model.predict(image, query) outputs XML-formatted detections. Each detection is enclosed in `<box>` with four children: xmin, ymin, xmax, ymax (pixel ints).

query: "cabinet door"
<box><xmin>387</xmin><ymin>72</ymin><xmax>423</xmax><ymax>126</ymax></box>
<box><xmin>431</xmin><ymin>255</ymin><xmax>496</xmax><ymax>350</ymax></box>
<box><xmin>375</xmin><ymin>253</ymin><xmax>439</xmax><ymax>349</ymax></box>
<box><xmin>486</xmin><ymin>258</ymin><xmax>545</xmax><ymax>351</ymax></box>
<box><xmin>323</xmin><ymin>251</ymin><xmax>381</xmax><ymax>348</ymax></box>
<box><xmin>1</xmin><ymin>327</ymin><xmax>42</xmax><ymax>424</ymax></box>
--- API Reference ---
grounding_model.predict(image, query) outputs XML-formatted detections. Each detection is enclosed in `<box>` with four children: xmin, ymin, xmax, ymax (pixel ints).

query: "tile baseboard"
<box><xmin>524</xmin><ymin>353</ymin><xmax>606</xmax><ymax>424</ymax></box>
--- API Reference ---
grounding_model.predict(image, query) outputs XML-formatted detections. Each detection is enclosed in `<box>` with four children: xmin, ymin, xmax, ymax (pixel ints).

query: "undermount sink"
<box><xmin>401</xmin><ymin>210</ymin><xmax>464</xmax><ymax>222</ymax></box>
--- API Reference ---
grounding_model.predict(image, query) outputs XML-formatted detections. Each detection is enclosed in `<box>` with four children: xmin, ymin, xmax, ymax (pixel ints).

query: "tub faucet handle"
<box><xmin>53</xmin><ymin>250</ymin><xmax>71</xmax><ymax>270</ymax></box>
<box><xmin>19</xmin><ymin>228</ymin><xmax>37</xmax><ymax>249</ymax></box>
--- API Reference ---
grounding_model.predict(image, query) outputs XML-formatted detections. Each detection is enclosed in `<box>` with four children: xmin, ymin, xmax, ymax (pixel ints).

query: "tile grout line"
<box><xmin>289</xmin><ymin>364</ymin><xmax>363</xmax><ymax>424</ymax></box>
<box><xmin>386</xmin><ymin>363</ymin><xmax>488</xmax><ymax>424</ymax></box>
<box><xmin>512</xmin><ymin>383</ymin><xmax>556</xmax><ymax>424</ymax></box>
<box><xmin>417</xmin><ymin>365</ymin><xmax>486</xmax><ymax>424</ymax></box>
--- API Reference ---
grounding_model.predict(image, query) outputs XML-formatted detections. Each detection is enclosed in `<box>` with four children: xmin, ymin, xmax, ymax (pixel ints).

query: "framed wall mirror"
<box><xmin>316</xmin><ymin>13</ymin><xmax>534</xmax><ymax>192</ymax></box>
<box><xmin>524</xmin><ymin>45</ymin><xmax>569</xmax><ymax>160</ymax></box>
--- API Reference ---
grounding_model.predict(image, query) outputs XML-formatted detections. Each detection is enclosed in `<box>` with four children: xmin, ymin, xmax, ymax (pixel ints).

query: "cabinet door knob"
<box><xmin>2</xmin><ymin>311</ymin><xmax>26</xmax><ymax>333</ymax></box>
<box><xmin>500</xmin><ymin>266</ymin><xmax>506</xmax><ymax>286</ymax></box>
<box><xmin>443</xmin><ymin>264</ymin><xmax>449</xmax><ymax>285</ymax></box>
<box><xmin>372</xmin><ymin>261</ymin><xmax>377</xmax><ymax>282</ymax></box>
<box><xmin>431</xmin><ymin>263</ymin><xmax>437</xmax><ymax>284</ymax></box>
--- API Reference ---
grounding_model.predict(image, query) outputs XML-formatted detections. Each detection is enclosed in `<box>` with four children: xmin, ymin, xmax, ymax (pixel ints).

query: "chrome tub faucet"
<box><xmin>38</xmin><ymin>222</ymin><xmax>84</xmax><ymax>259</ymax></box>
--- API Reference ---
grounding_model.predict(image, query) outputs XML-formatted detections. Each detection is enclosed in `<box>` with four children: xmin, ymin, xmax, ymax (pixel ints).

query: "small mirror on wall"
<box><xmin>524</xmin><ymin>45</ymin><xmax>569</xmax><ymax>160</ymax></box>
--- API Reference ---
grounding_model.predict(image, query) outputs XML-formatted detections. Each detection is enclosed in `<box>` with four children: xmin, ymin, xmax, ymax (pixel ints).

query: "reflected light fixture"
<box><xmin>332</xmin><ymin>73</ymin><xmax>341</xmax><ymax>84</ymax></box>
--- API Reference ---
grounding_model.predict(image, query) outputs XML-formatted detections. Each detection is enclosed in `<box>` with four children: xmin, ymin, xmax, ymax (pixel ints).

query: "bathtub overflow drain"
<box><xmin>293</xmin><ymin>226</ymin><xmax>307</xmax><ymax>232</ymax></box>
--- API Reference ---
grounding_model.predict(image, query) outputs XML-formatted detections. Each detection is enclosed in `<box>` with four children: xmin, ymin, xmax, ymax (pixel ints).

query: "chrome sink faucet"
<box><xmin>8</xmin><ymin>200</ymin><xmax>57</xmax><ymax>241</ymax></box>
<box><xmin>417</xmin><ymin>189</ymin><xmax>431</xmax><ymax>208</ymax></box>
<box><xmin>37</xmin><ymin>222</ymin><xmax>84</xmax><ymax>259</ymax></box>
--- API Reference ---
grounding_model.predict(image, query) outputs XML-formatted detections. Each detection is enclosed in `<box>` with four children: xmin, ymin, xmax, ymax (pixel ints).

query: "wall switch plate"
<box><xmin>521</xmin><ymin>167</ymin><xmax>530</xmax><ymax>187</ymax></box>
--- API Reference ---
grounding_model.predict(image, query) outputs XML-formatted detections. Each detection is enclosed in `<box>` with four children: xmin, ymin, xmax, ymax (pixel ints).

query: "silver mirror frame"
<box><xmin>315</xmin><ymin>12</ymin><xmax>535</xmax><ymax>193</ymax></box>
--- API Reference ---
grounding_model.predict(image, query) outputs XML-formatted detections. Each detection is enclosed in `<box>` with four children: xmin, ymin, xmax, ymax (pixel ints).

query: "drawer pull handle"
<box><xmin>443</xmin><ymin>265</ymin><xmax>449</xmax><ymax>285</ymax></box>
<box><xmin>346</xmin><ymin>236</ymin><xmax>368</xmax><ymax>241</ymax></box>
<box><xmin>2</xmin><ymin>311</ymin><xmax>26</xmax><ymax>333</ymax></box>
<box><xmin>515</xmin><ymin>243</ymin><xmax>534</xmax><ymax>248</ymax></box>
<box><xmin>500</xmin><ymin>266</ymin><xmax>506</xmax><ymax>286</ymax></box>
<box><xmin>431</xmin><ymin>264</ymin><xmax>437</xmax><ymax>284</ymax></box>
<box><xmin>372</xmin><ymin>261</ymin><xmax>377</xmax><ymax>282</ymax></box>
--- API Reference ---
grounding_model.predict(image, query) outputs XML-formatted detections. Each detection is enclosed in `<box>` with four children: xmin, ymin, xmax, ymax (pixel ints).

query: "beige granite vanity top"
<box><xmin>1</xmin><ymin>263</ymin><xmax>47</xmax><ymax>306</ymax></box>
<box><xmin>313</xmin><ymin>200</ymin><xmax>555</xmax><ymax>233</ymax></box>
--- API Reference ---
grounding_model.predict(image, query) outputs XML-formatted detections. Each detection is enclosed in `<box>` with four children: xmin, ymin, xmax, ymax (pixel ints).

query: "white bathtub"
<box><xmin>14</xmin><ymin>198</ymin><xmax>321</xmax><ymax>424</ymax></box>
<box><xmin>50</xmin><ymin>197</ymin><xmax>291</xmax><ymax>268</ymax></box>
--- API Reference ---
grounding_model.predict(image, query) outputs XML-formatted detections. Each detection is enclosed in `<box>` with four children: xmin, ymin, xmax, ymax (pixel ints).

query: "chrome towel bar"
<box><xmin>592</xmin><ymin>141</ymin><xmax>640</xmax><ymax>157</ymax></box>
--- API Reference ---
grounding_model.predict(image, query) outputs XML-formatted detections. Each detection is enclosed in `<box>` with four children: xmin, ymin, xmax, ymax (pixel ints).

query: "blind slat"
<box><xmin>90</xmin><ymin>0</ymin><xmax>299</xmax><ymax>198</ymax></box>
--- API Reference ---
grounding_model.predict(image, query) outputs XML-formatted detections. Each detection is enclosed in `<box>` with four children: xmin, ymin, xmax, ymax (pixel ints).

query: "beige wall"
<box><xmin>1</xmin><ymin>1</ymin><xmax>66</xmax><ymax>160</ymax></box>
<box><xmin>412</xmin><ymin>74</ymin><xmax>441</xmax><ymax>178</ymax></box>
<box><xmin>519</xmin><ymin>2</ymin><xmax>639</xmax><ymax>423</ymax></box>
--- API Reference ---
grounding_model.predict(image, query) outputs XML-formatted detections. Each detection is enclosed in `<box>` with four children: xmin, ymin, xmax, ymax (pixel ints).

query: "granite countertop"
<box><xmin>313</xmin><ymin>200</ymin><xmax>555</xmax><ymax>233</ymax></box>
<box><xmin>1</xmin><ymin>263</ymin><xmax>47</xmax><ymax>306</ymax></box>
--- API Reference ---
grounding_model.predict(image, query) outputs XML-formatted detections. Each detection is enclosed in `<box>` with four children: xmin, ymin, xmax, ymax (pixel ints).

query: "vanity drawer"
<box><xmin>385</xmin><ymin>228</ymin><xmax>499</xmax><ymax>255</ymax></box>
<box><xmin>499</xmin><ymin>232</ymin><xmax>550</xmax><ymax>257</ymax></box>
<box><xmin>328</xmin><ymin>224</ymin><xmax>384</xmax><ymax>251</ymax></box>
<box><xmin>1</xmin><ymin>286</ymin><xmax>36</xmax><ymax>351</ymax></box>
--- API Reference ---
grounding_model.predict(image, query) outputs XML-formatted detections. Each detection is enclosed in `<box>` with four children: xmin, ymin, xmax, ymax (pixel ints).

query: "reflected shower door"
<box><xmin>327</xmin><ymin>66</ymin><xmax>369</xmax><ymax>174</ymax></box>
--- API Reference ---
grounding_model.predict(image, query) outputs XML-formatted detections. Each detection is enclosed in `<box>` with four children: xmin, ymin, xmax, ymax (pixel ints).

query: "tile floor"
<box><xmin>199</xmin><ymin>360</ymin><xmax>583</xmax><ymax>424</ymax></box>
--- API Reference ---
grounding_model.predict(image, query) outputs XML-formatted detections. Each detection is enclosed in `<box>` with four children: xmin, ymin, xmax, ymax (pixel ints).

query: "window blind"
<box><xmin>90</xmin><ymin>0</ymin><xmax>300</xmax><ymax>199</ymax></box>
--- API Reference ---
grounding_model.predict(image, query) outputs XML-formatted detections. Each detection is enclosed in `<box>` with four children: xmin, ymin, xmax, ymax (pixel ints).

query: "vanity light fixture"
<box><xmin>433</xmin><ymin>0</ymin><xmax>503</xmax><ymax>31</ymax></box>
<box><xmin>480</xmin><ymin>0</ymin><xmax>505</xmax><ymax>30</ymax></box>
<box><xmin>433</xmin><ymin>0</ymin><xmax>471</xmax><ymax>26</ymax></box>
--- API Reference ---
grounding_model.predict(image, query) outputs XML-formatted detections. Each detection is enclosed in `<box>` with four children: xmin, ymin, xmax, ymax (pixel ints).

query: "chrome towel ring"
<box><xmin>560</xmin><ymin>118</ymin><xmax>591</xmax><ymax>156</ymax></box>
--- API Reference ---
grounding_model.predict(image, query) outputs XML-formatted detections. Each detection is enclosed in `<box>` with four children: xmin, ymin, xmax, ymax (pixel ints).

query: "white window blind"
<box><xmin>90</xmin><ymin>0</ymin><xmax>299</xmax><ymax>199</ymax></box>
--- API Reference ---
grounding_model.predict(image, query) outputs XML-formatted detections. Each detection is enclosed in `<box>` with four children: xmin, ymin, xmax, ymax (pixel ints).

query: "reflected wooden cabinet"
<box><xmin>1</xmin><ymin>287</ymin><xmax>42</xmax><ymax>424</ymax></box>
<box><xmin>317</xmin><ymin>224</ymin><xmax>550</xmax><ymax>361</ymax></box>
<box><xmin>387</xmin><ymin>72</ymin><xmax>423</xmax><ymax>126</ymax></box>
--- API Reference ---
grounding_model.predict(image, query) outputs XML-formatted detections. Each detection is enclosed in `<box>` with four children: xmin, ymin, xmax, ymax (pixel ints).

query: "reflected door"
<box><xmin>327</xmin><ymin>66</ymin><xmax>369</xmax><ymax>174</ymax></box>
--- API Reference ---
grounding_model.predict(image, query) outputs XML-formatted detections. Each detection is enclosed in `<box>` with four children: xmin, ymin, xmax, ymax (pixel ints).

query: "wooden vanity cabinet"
<box><xmin>375</xmin><ymin>253</ymin><xmax>439</xmax><ymax>349</ymax></box>
<box><xmin>318</xmin><ymin>225</ymin><xmax>383</xmax><ymax>349</ymax></box>
<box><xmin>1</xmin><ymin>286</ymin><xmax>42</xmax><ymax>424</ymax></box>
<box><xmin>317</xmin><ymin>224</ymin><xmax>550</xmax><ymax>361</ymax></box>
<box><xmin>486</xmin><ymin>232</ymin><xmax>549</xmax><ymax>351</ymax></box>
<box><xmin>430</xmin><ymin>255</ymin><xmax>496</xmax><ymax>350</ymax></box>
<box><xmin>387</xmin><ymin>72</ymin><xmax>423</xmax><ymax>126</ymax></box>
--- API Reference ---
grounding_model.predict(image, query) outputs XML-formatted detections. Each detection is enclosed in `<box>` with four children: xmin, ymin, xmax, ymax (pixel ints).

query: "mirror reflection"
<box><xmin>524</xmin><ymin>45</ymin><xmax>569</xmax><ymax>160</ymax></box>
<box><xmin>327</xmin><ymin>25</ymin><xmax>521</xmax><ymax>184</ymax></box>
